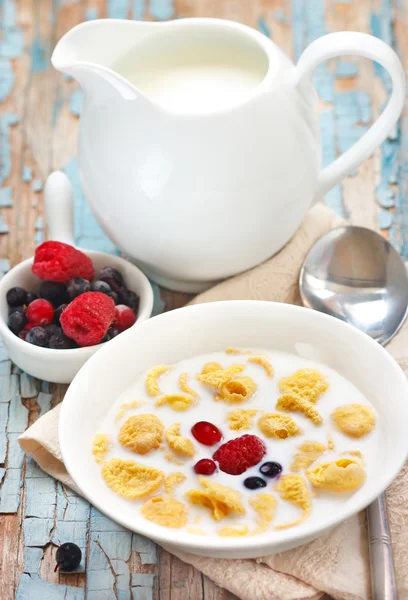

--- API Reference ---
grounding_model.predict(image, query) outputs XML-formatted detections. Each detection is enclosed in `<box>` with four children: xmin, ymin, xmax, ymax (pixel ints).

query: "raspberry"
<box><xmin>191</xmin><ymin>421</ymin><xmax>223</xmax><ymax>446</ymax></box>
<box><xmin>213</xmin><ymin>434</ymin><xmax>266</xmax><ymax>475</ymax></box>
<box><xmin>32</xmin><ymin>241</ymin><xmax>94</xmax><ymax>283</ymax></box>
<box><xmin>26</xmin><ymin>299</ymin><xmax>54</xmax><ymax>327</ymax></box>
<box><xmin>194</xmin><ymin>459</ymin><xmax>217</xmax><ymax>475</ymax></box>
<box><xmin>60</xmin><ymin>292</ymin><xmax>115</xmax><ymax>347</ymax></box>
<box><xmin>114</xmin><ymin>305</ymin><xmax>136</xmax><ymax>332</ymax></box>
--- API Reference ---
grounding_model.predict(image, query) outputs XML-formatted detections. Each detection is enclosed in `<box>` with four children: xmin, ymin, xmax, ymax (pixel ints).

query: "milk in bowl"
<box><xmin>92</xmin><ymin>347</ymin><xmax>381</xmax><ymax>537</ymax></box>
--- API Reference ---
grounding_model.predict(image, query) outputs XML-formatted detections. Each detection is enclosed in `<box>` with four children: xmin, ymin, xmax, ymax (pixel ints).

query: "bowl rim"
<box><xmin>59</xmin><ymin>300</ymin><xmax>408</xmax><ymax>552</ymax></box>
<box><xmin>0</xmin><ymin>250</ymin><xmax>154</xmax><ymax>357</ymax></box>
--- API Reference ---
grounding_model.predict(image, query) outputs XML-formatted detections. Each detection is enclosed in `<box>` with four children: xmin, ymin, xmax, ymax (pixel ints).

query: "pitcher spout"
<box><xmin>52</xmin><ymin>19</ymin><xmax>157</xmax><ymax>100</ymax></box>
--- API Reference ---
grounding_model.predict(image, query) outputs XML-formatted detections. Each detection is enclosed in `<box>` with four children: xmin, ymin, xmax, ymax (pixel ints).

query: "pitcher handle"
<box><xmin>295</xmin><ymin>32</ymin><xmax>405</xmax><ymax>203</ymax></box>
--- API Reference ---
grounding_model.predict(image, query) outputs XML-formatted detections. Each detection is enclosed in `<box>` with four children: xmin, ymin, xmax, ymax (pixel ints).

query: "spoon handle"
<box><xmin>44</xmin><ymin>171</ymin><xmax>75</xmax><ymax>246</ymax></box>
<box><xmin>367</xmin><ymin>493</ymin><xmax>396</xmax><ymax>600</ymax></box>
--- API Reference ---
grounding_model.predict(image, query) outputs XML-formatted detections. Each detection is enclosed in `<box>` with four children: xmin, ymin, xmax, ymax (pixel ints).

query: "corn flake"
<box><xmin>156</xmin><ymin>394</ymin><xmax>195</xmax><ymax>411</ymax></box>
<box><xmin>342</xmin><ymin>449</ymin><xmax>363</xmax><ymax>458</ymax></box>
<box><xmin>165</xmin><ymin>423</ymin><xmax>195</xmax><ymax>457</ymax></box>
<box><xmin>279</xmin><ymin>369</ymin><xmax>328</xmax><ymax>403</ymax></box>
<box><xmin>307</xmin><ymin>458</ymin><xmax>366</xmax><ymax>492</ymax></box>
<box><xmin>227</xmin><ymin>409</ymin><xmax>258</xmax><ymax>431</ymax></box>
<box><xmin>92</xmin><ymin>433</ymin><xmax>112</xmax><ymax>463</ymax></box>
<box><xmin>164</xmin><ymin>452</ymin><xmax>184</xmax><ymax>466</ymax></box>
<box><xmin>276</xmin><ymin>393</ymin><xmax>322</xmax><ymax>425</ymax></box>
<box><xmin>187</xmin><ymin>527</ymin><xmax>206</xmax><ymax>535</ymax></box>
<box><xmin>216</xmin><ymin>376</ymin><xmax>257</xmax><ymax>404</ymax></box>
<box><xmin>164</xmin><ymin>472</ymin><xmax>187</xmax><ymax>495</ymax></box>
<box><xmin>248</xmin><ymin>356</ymin><xmax>274</xmax><ymax>377</ymax></box>
<box><xmin>275</xmin><ymin>474</ymin><xmax>312</xmax><ymax>529</ymax></box>
<box><xmin>201</xmin><ymin>362</ymin><xmax>222</xmax><ymax>374</ymax></box>
<box><xmin>101</xmin><ymin>458</ymin><xmax>164</xmax><ymax>499</ymax></box>
<box><xmin>290</xmin><ymin>441</ymin><xmax>326</xmax><ymax>472</ymax></box>
<box><xmin>249</xmin><ymin>493</ymin><xmax>277</xmax><ymax>531</ymax></box>
<box><xmin>145</xmin><ymin>365</ymin><xmax>171</xmax><ymax>397</ymax></box>
<box><xmin>115</xmin><ymin>400</ymin><xmax>146</xmax><ymax>423</ymax></box>
<box><xmin>196</xmin><ymin>364</ymin><xmax>246</xmax><ymax>389</ymax></box>
<box><xmin>331</xmin><ymin>404</ymin><xmax>375</xmax><ymax>438</ymax></box>
<box><xmin>186</xmin><ymin>477</ymin><xmax>245</xmax><ymax>521</ymax></box>
<box><xmin>178</xmin><ymin>372</ymin><xmax>199</xmax><ymax>400</ymax></box>
<box><xmin>217</xmin><ymin>525</ymin><xmax>249</xmax><ymax>537</ymax></box>
<box><xmin>119</xmin><ymin>414</ymin><xmax>164</xmax><ymax>455</ymax></box>
<box><xmin>258</xmin><ymin>412</ymin><xmax>301</xmax><ymax>439</ymax></box>
<box><xmin>141</xmin><ymin>496</ymin><xmax>188</xmax><ymax>528</ymax></box>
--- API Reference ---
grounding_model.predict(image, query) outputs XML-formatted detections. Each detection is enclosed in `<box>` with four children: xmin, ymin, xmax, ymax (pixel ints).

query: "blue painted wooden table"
<box><xmin>1</xmin><ymin>0</ymin><xmax>407</xmax><ymax>598</ymax></box>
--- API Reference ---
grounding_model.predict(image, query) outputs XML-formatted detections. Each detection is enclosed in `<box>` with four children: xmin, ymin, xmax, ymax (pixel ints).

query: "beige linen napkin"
<box><xmin>18</xmin><ymin>204</ymin><xmax>408</xmax><ymax>600</ymax></box>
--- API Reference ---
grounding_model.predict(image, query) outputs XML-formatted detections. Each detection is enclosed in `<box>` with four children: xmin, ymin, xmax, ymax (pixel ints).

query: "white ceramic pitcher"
<box><xmin>52</xmin><ymin>19</ymin><xmax>405</xmax><ymax>292</ymax></box>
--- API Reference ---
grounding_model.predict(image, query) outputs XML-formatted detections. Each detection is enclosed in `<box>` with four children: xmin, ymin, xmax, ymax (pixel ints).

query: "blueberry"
<box><xmin>54</xmin><ymin>542</ymin><xmax>82</xmax><ymax>572</ymax></box>
<box><xmin>91</xmin><ymin>280</ymin><xmax>111</xmax><ymax>293</ymax></box>
<box><xmin>67</xmin><ymin>277</ymin><xmax>91</xmax><ymax>299</ymax></box>
<box><xmin>259</xmin><ymin>461</ymin><xmax>282</xmax><ymax>478</ymax></box>
<box><xmin>101</xmin><ymin>327</ymin><xmax>119</xmax><ymax>343</ymax></box>
<box><xmin>99</xmin><ymin>266</ymin><xmax>124</xmax><ymax>287</ymax></box>
<box><xmin>26</xmin><ymin>326</ymin><xmax>49</xmax><ymax>347</ymax></box>
<box><xmin>105</xmin><ymin>290</ymin><xmax>119</xmax><ymax>305</ymax></box>
<box><xmin>9</xmin><ymin>305</ymin><xmax>25</xmax><ymax>316</ymax></box>
<box><xmin>8</xmin><ymin>311</ymin><xmax>27</xmax><ymax>334</ymax></box>
<box><xmin>26</xmin><ymin>291</ymin><xmax>38</xmax><ymax>304</ymax></box>
<box><xmin>125</xmin><ymin>290</ymin><xmax>139</xmax><ymax>313</ymax></box>
<box><xmin>45</xmin><ymin>324</ymin><xmax>62</xmax><ymax>336</ymax></box>
<box><xmin>6</xmin><ymin>287</ymin><xmax>27</xmax><ymax>307</ymax></box>
<box><xmin>54</xmin><ymin>304</ymin><xmax>67</xmax><ymax>324</ymax></box>
<box><xmin>243</xmin><ymin>476</ymin><xmax>267</xmax><ymax>490</ymax></box>
<box><xmin>48</xmin><ymin>331</ymin><xmax>74</xmax><ymax>349</ymax></box>
<box><xmin>39</xmin><ymin>281</ymin><xmax>67</xmax><ymax>306</ymax></box>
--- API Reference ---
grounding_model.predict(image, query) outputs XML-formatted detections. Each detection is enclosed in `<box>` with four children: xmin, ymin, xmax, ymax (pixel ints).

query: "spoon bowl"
<box><xmin>299</xmin><ymin>226</ymin><xmax>408</xmax><ymax>345</ymax></box>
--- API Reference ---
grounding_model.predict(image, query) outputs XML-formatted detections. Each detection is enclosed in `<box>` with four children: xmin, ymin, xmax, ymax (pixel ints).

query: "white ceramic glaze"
<box><xmin>0</xmin><ymin>172</ymin><xmax>154</xmax><ymax>383</ymax></box>
<box><xmin>51</xmin><ymin>19</ymin><xmax>406</xmax><ymax>292</ymax></box>
<box><xmin>59</xmin><ymin>301</ymin><xmax>408</xmax><ymax>558</ymax></box>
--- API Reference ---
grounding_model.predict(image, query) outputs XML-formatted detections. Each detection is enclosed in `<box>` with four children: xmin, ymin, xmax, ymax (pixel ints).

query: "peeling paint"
<box><xmin>150</xmin><ymin>0</ymin><xmax>173</xmax><ymax>20</ymax></box>
<box><xmin>23</xmin><ymin>167</ymin><xmax>33</xmax><ymax>182</ymax></box>
<box><xmin>132</xmin><ymin>0</ymin><xmax>145</xmax><ymax>19</ymax></box>
<box><xmin>33</xmin><ymin>179</ymin><xmax>43</xmax><ymax>192</ymax></box>
<box><xmin>370</xmin><ymin>0</ymin><xmax>404</xmax><ymax>247</ymax></box>
<box><xmin>0</xmin><ymin>0</ymin><xmax>24</xmax><ymax>59</ymax></box>
<box><xmin>1</xmin><ymin>114</ymin><xmax>19</xmax><ymax>186</ymax></box>
<box><xmin>85</xmin><ymin>7</ymin><xmax>99</xmax><ymax>20</ymax></box>
<box><xmin>69</xmin><ymin>89</ymin><xmax>83</xmax><ymax>117</ymax></box>
<box><xmin>0</xmin><ymin>187</ymin><xmax>12</xmax><ymax>207</ymax></box>
<box><xmin>31</xmin><ymin>38</ymin><xmax>48</xmax><ymax>74</ymax></box>
<box><xmin>108</xmin><ymin>0</ymin><xmax>129</xmax><ymax>18</ymax></box>
<box><xmin>257</xmin><ymin>18</ymin><xmax>270</xmax><ymax>38</ymax></box>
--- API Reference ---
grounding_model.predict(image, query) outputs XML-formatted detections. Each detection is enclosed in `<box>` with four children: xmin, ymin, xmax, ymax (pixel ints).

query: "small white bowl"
<box><xmin>0</xmin><ymin>172</ymin><xmax>153</xmax><ymax>383</ymax></box>
<box><xmin>59</xmin><ymin>300</ymin><xmax>408</xmax><ymax>558</ymax></box>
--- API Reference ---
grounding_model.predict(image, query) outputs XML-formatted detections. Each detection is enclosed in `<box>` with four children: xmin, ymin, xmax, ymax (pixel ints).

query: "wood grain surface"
<box><xmin>1</xmin><ymin>0</ymin><xmax>407</xmax><ymax>598</ymax></box>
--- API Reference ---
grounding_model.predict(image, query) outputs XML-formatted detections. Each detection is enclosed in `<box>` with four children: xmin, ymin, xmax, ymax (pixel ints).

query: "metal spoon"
<box><xmin>299</xmin><ymin>225</ymin><xmax>408</xmax><ymax>600</ymax></box>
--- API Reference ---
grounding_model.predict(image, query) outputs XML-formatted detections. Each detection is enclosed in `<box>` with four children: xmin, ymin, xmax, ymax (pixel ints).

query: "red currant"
<box><xmin>26</xmin><ymin>299</ymin><xmax>54</xmax><ymax>326</ymax></box>
<box><xmin>114</xmin><ymin>304</ymin><xmax>136</xmax><ymax>332</ymax></box>
<box><xmin>194</xmin><ymin>459</ymin><xmax>217</xmax><ymax>476</ymax></box>
<box><xmin>191</xmin><ymin>421</ymin><xmax>223</xmax><ymax>446</ymax></box>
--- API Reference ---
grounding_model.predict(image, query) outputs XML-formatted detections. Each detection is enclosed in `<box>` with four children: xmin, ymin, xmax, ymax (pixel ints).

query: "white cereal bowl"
<box><xmin>60</xmin><ymin>300</ymin><xmax>408</xmax><ymax>558</ymax></box>
<box><xmin>0</xmin><ymin>172</ymin><xmax>154</xmax><ymax>383</ymax></box>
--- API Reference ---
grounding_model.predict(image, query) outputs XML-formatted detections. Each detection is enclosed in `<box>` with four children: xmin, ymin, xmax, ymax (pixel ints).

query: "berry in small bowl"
<box><xmin>0</xmin><ymin>171</ymin><xmax>153</xmax><ymax>382</ymax></box>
